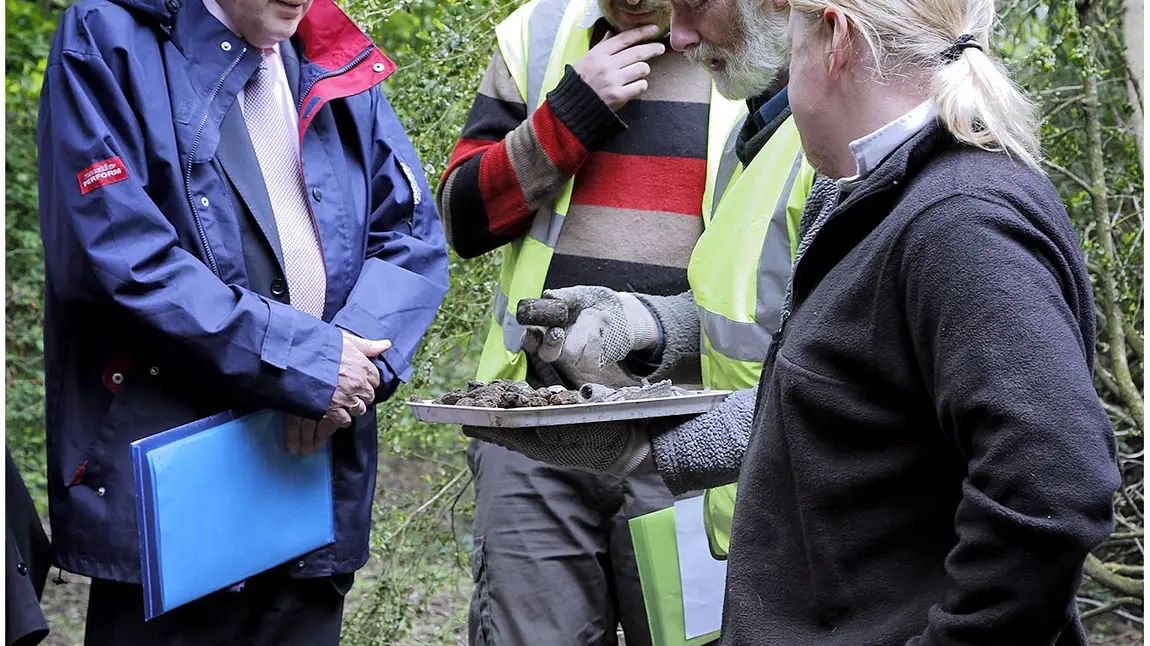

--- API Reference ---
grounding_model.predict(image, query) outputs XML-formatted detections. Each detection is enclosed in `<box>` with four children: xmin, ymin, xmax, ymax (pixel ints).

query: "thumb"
<box><xmin>538</xmin><ymin>327</ymin><xmax>566</xmax><ymax>363</ymax></box>
<box><xmin>347</xmin><ymin>335</ymin><xmax>392</xmax><ymax>357</ymax></box>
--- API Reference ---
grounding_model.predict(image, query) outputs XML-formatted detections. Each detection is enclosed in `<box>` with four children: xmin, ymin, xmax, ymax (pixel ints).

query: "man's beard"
<box><xmin>686</xmin><ymin>0</ymin><xmax>789</xmax><ymax>99</ymax></box>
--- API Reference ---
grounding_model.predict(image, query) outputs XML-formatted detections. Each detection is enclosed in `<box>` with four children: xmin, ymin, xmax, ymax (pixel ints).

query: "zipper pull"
<box><xmin>762</xmin><ymin>320</ymin><xmax>787</xmax><ymax>368</ymax></box>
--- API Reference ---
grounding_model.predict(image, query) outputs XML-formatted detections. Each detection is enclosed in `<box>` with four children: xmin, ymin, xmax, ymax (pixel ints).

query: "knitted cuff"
<box><xmin>607</xmin><ymin>426</ymin><xmax>653</xmax><ymax>479</ymax></box>
<box><xmin>546</xmin><ymin>65</ymin><xmax>628</xmax><ymax>151</ymax></box>
<box><xmin>649</xmin><ymin>386</ymin><xmax>758</xmax><ymax>495</ymax></box>
<box><xmin>619</xmin><ymin>292</ymin><xmax>660</xmax><ymax>351</ymax></box>
<box><xmin>634</xmin><ymin>291</ymin><xmax>702</xmax><ymax>383</ymax></box>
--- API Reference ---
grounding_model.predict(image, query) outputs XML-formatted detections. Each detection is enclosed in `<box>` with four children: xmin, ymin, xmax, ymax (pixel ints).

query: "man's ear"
<box><xmin>822</xmin><ymin>6</ymin><xmax>852</xmax><ymax>79</ymax></box>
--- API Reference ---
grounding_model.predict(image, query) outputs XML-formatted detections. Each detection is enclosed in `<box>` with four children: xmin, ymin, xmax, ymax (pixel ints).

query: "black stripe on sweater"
<box><xmin>461</xmin><ymin>93</ymin><xmax>529</xmax><ymax>142</ymax></box>
<box><xmin>444</xmin><ymin>154</ymin><xmax>524</xmax><ymax>259</ymax></box>
<box><xmin>601</xmin><ymin>100</ymin><xmax>710</xmax><ymax>159</ymax></box>
<box><xmin>543</xmin><ymin>254</ymin><xmax>691</xmax><ymax>296</ymax></box>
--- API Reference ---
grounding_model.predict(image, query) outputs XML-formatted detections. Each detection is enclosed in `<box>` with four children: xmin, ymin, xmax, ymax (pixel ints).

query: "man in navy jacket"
<box><xmin>36</xmin><ymin>0</ymin><xmax>449</xmax><ymax>641</ymax></box>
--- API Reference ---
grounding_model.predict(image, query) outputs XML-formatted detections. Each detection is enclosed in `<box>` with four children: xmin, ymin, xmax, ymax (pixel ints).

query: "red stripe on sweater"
<box><xmin>570</xmin><ymin>153</ymin><xmax>707</xmax><ymax>216</ymax></box>
<box><xmin>479</xmin><ymin>144</ymin><xmax>532</xmax><ymax>235</ymax></box>
<box><xmin>440</xmin><ymin>138</ymin><xmax>493</xmax><ymax>186</ymax></box>
<box><xmin>531</xmin><ymin>102</ymin><xmax>588</xmax><ymax>175</ymax></box>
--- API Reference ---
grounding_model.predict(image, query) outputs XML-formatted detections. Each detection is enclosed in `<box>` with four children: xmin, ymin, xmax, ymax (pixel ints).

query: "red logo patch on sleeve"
<box><xmin>78</xmin><ymin>156</ymin><xmax>129</xmax><ymax>195</ymax></box>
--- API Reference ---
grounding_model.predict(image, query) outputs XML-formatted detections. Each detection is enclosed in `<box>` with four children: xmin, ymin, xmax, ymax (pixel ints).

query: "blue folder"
<box><xmin>131</xmin><ymin>409</ymin><xmax>335</xmax><ymax>620</ymax></box>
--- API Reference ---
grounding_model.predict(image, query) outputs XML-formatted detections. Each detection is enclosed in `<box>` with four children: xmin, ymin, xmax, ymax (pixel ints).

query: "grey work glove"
<box><xmin>462</xmin><ymin>422</ymin><xmax>654</xmax><ymax>478</ymax></box>
<box><xmin>520</xmin><ymin>286</ymin><xmax>660</xmax><ymax>388</ymax></box>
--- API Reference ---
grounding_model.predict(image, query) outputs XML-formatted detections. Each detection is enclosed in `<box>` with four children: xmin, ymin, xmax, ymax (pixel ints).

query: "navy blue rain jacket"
<box><xmin>37</xmin><ymin>0</ymin><xmax>449</xmax><ymax>582</ymax></box>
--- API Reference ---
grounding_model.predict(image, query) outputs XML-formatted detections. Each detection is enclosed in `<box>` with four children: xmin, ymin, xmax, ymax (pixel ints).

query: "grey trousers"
<box><xmin>467</xmin><ymin>439</ymin><xmax>674</xmax><ymax>646</ymax></box>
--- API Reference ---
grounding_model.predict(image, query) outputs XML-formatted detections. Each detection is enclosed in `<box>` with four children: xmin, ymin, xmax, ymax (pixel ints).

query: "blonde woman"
<box><xmin>463</xmin><ymin>0</ymin><xmax>1120</xmax><ymax>642</ymax></box>
<box><xmin>725</xmin><ymin>0</ymin><xmax>1121</xmax><ymax>641</ymax></box>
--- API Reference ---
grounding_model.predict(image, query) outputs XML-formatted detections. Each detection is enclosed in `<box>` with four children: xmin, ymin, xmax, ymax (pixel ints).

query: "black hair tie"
<box><xmin>941</xmin><ymin>34</ymin><xmax>983</xmax><ymax>62</ymax></box>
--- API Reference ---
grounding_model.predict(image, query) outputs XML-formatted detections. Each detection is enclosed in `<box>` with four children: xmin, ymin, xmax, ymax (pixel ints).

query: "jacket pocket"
<box><xmin>776</xmin><ymin>349</ymin><xmax>861</xmax><ymax>389</ymax></box>
<box><xmin>64</xmin><ymin>364</ymin><xmax>138</xmax><ymax>489</ymax></box>
<box><xmin>63</xmin><ymin>364</ymin><xmax>219</xmax><ymax>489</ymax></box>
<box><xmin>468</xmin><ymin>536</ymin><xmax>494</xmax><ymax>646</ymax></box>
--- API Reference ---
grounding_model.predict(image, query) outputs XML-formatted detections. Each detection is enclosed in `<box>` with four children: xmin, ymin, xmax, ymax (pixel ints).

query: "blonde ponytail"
<box><xmin>789</xmin><ymin>0</ymin><xmax>1042</xmax><ymax>168</ymax></box>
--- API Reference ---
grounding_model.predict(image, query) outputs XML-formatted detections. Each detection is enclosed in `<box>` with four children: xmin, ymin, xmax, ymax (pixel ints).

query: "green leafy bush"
<box><xmin>6</xmin><ymin>0</ymin><xmax>64</xmax><ymax>512</ymax></box>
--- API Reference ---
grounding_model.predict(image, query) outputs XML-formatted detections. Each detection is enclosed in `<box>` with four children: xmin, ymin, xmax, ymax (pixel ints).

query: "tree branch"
<box><xmin>1102</xmin><ymin>399</ymin><xmax>1139</xmax><ymax>428</ymax></box>
<box><xmin>1074</xmin><ymin>10</ymin><xmax>1145</xmax><ymax>428</ymax></box>
<box><xmin>1124</xmin><ymin>58</ymin><xmax>1144</xmax><ymax>112</ymax></box>
<box><xmin>1125</xmin><ymin>320</ymin><xmax>1144</xmax><ymax>360</ymax></box>
<box><xmin>1084</xmin><ymin>553</ymin><xmax>1144</xmax><ymax>597</ymax></box>
<box><xmin>1042</xmin><ymin>159</ymin><xmax>1095</xmax><ymax>194</ymax></box>
<box><xmin>1105</xmin><ymin>563</ymin><xmax>1144</xmax><ymax>576</ymax></box>
<box><xmin>1078</xmin><ymin>596</ymin><xmax>1146</xmax><ymax>625</ymax></box>
<box><xmin>1039</xmin><ymin>84</ymin><xmax>1085</xmax><ymax>95</ymax></box>
<box><xmin>1095</xmin><ymin>362</ymin><xmax>1124</xmax><ymax>400</ymax></box>
<box><xmin>389</xmin><ymin>468</ymin><xmax>469</xmax><ymax>539</ymax></box>
<box><xmin>1080</xmin><ymin>596</ymin><xmax>1143</xmax><ymax>621</ymax></box>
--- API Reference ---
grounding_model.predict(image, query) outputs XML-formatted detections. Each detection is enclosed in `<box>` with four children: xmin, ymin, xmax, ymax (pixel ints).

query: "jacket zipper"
<box><xmin>296</xmin><ymin>45</ymin><xmax>375</xmax><ymax>114</ymax></box>
<box><xmin>289</xmin><ymin>43</ymin><xmax>375</xmax><ymax>313</ymax></box>
<box><xmin>185</xmin><ymin>46</ymin><xmax>249</xmax><ymax>277</ymax></box>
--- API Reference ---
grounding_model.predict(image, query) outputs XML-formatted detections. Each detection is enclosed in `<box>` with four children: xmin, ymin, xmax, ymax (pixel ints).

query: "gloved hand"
<box><xmin>520</xmin><ymin>286</ymin><xmax>660</xmax><ymax>387</ymax></box>
<box><xmin>462</xmin><ymin>421</ymin><xmax>653</xmax><ymax>478</ymax></box>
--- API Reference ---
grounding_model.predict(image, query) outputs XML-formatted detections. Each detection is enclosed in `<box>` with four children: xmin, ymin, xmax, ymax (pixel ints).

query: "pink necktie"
<box><xmin>243</xmin><ymin>55</ymin><xmax>327</xmax><ymax>318</ymax></box>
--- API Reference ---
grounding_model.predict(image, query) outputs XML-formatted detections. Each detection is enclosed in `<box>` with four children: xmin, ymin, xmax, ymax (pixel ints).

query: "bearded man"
<box><xmin>452</xmin><ymin>0</ymin><xmax>832</xmax><ymax>642</ymax></box>
<box><xmin>436</xmin><ymin>0</ymin><xmax>754</xmax><ymax>643</ymax></box>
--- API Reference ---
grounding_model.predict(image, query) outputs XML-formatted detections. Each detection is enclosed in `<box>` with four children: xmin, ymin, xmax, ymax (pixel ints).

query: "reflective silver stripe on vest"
<box><xmin>492</xmin><ymin>0</ymin><xmax>572</xmax><ymax>357</ymax></box>
<box><xmin>526</xmin><ymin>0</ymin><xmax>571</xmax><ymax>111</ymax></box>
<box><xmin>754</xmin><ymin>152</ymin><xmax>803</xmax><ymax>339</ymax></box>
<box><xmin>700</xmin><ymin>151</ymin><xmax>804</xmax><ymax>363</ymax></box>
<box><xmin>698</xmin><ymin>306</ymin><xmax>772</xmax><ymax>363</ymax></box>
<box><xmin>492</xmin><ymin>286</ymin><xmax>527</xmax><ymax>352</ymax></box>
<box><xmin>711</xmin><ymin>114</ymin><xmax>747</xmax><ymax>216</ymax></box>
<box><xmin>527</xmin><ymin>207</ymin><xmax>565</xmax><ymax>247</ymax></box>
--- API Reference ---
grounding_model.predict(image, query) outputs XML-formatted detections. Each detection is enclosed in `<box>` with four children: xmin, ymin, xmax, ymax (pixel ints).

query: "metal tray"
<box><xmin>407</xmin><ymin>390</ymin><xmax>732</xmax><ymax>428</ymax></box>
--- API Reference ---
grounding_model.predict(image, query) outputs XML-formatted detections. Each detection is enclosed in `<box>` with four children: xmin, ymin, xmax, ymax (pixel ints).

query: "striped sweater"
<box><xmin>437</xmin><ymin>24</ymin><xmax>714</xmax><ymax>297</ymax></box>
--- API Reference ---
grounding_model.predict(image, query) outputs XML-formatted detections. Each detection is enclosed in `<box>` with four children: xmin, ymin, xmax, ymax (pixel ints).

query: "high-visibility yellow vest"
<box><xmin>692</xmin><ymin>114</ymin><xmax>816</xmax><ymax>559</ymax></box>
<box><xmin>475</xmin><ymin>0</ymin><xmax>746</xmax><ymax>383</ymax></box>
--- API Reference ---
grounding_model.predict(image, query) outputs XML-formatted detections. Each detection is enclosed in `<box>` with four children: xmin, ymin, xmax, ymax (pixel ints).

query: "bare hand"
<box><xmin>285</xmin><ymin>415</ymin><xmax>341</xmax><ymax>456</ymax></box>
<box><xmin>326</xmin><ymin>332</ymin><xmax>390</xmax><ymax>428</ymax></box>
<box><xmin>572</xmin><ymin>24</ymin><xmax>665</xmax><ymax>110</ymax></box>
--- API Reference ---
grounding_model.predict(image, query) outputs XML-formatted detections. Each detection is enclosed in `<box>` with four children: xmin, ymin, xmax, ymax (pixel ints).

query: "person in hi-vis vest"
<box><xmin>455</xmin><ymin>0</ymin><xmax>834</xmax><ymax>643</ymax></box>
<box><xmin>466</xmin><ymin>0</ymin><xmax>1121</xmax><ymax>641</ymax></box>
<box><xmin>436</xmin><ymin>0</ymin><xmax>752</xmax><ymax>643</ymax></box>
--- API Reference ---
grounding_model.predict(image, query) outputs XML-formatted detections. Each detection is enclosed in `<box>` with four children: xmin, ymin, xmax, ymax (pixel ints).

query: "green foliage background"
<box><xmin>5</xmin><ymin>0</ymin><xmax>1143</xmax><ymax>641</ymax></box>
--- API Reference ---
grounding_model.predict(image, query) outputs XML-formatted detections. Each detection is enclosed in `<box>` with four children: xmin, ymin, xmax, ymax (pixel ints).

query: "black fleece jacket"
<box><xmin>720</xmin><ymin>123</ymin><xmax>1120</xmax><ymax>646</ymax></box>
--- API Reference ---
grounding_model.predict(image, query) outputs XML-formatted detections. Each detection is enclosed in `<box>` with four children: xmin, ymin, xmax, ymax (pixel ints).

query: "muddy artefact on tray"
<box><xmin>412</xmin><ymin>378</ymin><xmax>695</xmax><ymax>409</ymax></box>
<box><xmin>407</xmin><ymin>379</ymin><xmax>731</xmax><ymax>428</ymax></box>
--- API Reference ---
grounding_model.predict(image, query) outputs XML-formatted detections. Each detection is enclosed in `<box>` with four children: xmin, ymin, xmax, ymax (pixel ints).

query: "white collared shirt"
<box><xmin>838</xmin><ymin>100</ymin><xmax>937</xmax><ymax>193</ymax></box>
<box><xmin>202</xmin><ymin>0</ymin><xmax>301</xmax><ymax>157</ymax></box>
